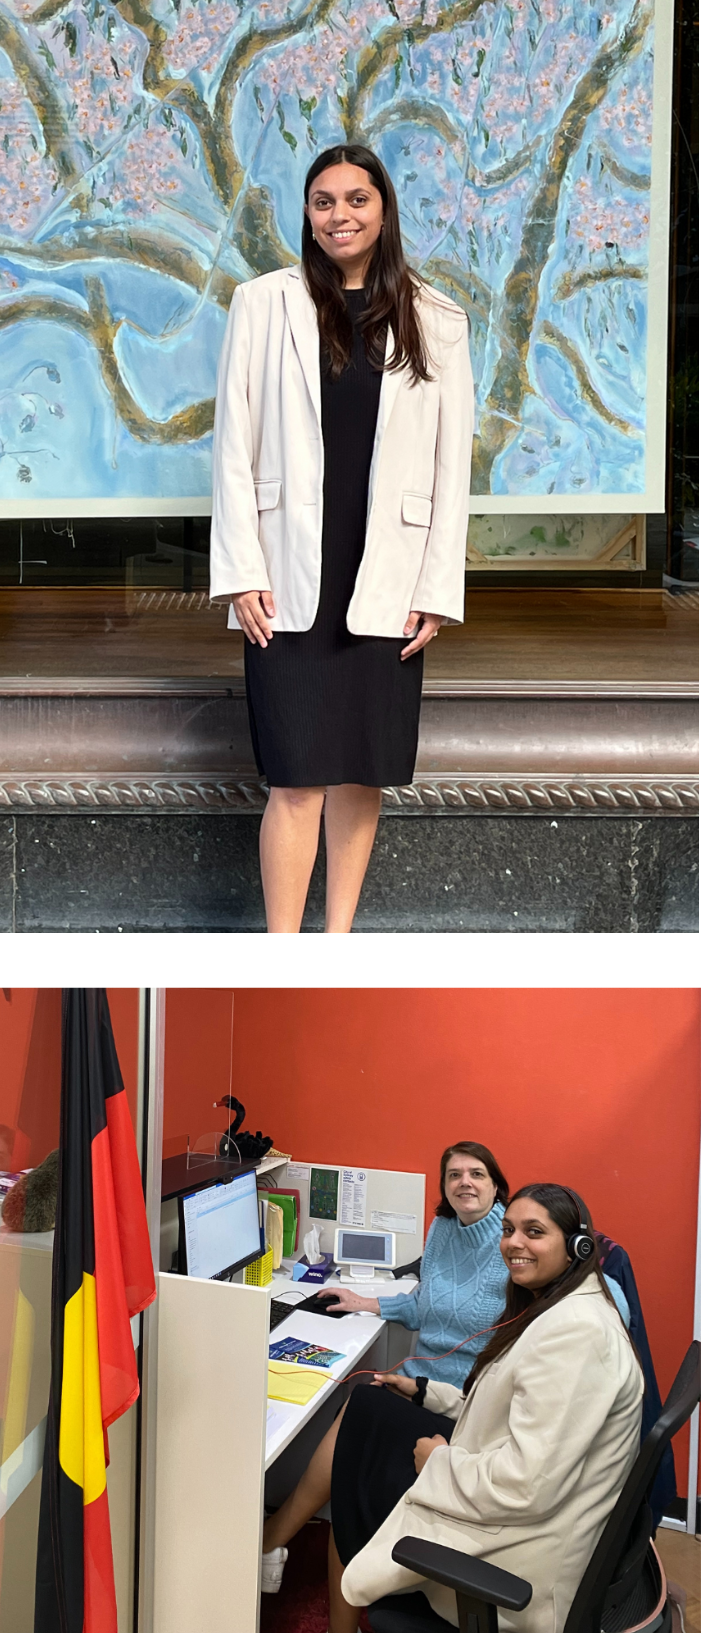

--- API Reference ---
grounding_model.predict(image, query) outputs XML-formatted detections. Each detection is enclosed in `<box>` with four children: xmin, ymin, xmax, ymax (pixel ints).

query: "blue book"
<box><xmin>269</xmin><ymin>1336</ymin><xmax>345</xmax><ymax>1369</ymax></box>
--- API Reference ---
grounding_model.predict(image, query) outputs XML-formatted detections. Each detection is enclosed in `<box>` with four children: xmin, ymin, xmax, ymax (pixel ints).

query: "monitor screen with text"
<box><xmin>182</xmin><ymin>1172</ymin><xmax>260</xmax><ymax>1279</ymax></box>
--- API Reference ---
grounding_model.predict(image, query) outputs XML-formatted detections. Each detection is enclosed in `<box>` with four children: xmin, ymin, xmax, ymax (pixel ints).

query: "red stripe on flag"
<box><xmin>84</xmin><ymin>1487</ymin><xmax>118</xmax><ymax>1633</ymax></box>
<box><xmin>105</xmin><ymin>1091</ymin><xmax>157</xmax><ymax>1318</ymax></box>
<box><xmin>91</xmin><ymin>1126</ymin><xmax>141</xmax><ymax>1432</ymax></box>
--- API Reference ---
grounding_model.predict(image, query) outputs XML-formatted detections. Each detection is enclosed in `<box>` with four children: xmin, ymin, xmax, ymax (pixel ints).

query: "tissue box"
<box><xmin>292</xmin><ymin>1253</ymin><xmax>335</xmax><ymax>1284</ymax></box>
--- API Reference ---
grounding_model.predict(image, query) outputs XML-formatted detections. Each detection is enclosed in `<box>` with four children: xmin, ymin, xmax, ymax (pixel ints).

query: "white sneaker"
<box><xmin>261</xmin><ymin>1545</ymin><xmax>288</xmax><ymax>1593</ymax></box>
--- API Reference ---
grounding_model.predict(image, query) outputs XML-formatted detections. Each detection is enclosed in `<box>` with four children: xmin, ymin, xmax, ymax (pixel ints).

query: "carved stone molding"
<box><xmin>1</xmin><ymin>689</ymin><xmax>696</xmax><ymax>818</ymax></box>
<box><xmin>0</xmin><ymin>773</ymin><xmax>696</xmax><ymax>815</ymax></box>
<box><xmin>383</xmin><ymin>777</ymin><xmax>699</xmax><ymax>813</ymax></box>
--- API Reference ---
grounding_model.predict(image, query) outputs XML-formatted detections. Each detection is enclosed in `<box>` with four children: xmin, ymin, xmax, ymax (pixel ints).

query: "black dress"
<box><xmin>331</xmin><ymin>1384</ymin><xmax>455</xmax><ymax>1569</ymax></box>
<box><xmin>244</xmin><ymin>289</ymin><xmax>424</xmax><ymax>788</ymax></box>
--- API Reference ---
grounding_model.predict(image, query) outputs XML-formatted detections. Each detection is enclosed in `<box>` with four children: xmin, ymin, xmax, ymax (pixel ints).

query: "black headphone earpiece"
<box><xmin>561</xmin><ymin>1186</ymin><xmax>596</xmax><ymax>1262</ymax></box>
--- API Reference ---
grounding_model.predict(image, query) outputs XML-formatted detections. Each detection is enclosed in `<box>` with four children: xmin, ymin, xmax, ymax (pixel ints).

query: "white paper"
<box><xmin>286</xmin><ymin>1163</ymin><xmax>311</xmax><ymax>1186</ymax></box>
<box><xmin>266</xmin><ymin>1406</ymin><xmax>287</xmax><ymax>1439</ymax></box>
<box><xmin>340</xmin><ymin>1168</ymin><xmax>367</xmax><ymax>1228</ymax></box>
<box><xmin>370</xmin><ymin>1210</ymin><xmax>417</xmax><ymax>1235</ymax></box>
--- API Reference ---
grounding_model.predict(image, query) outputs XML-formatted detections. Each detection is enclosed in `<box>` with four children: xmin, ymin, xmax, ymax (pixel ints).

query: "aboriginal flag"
<box><xmin>35</xmin><ymin>990</ymin><xmax>156</xmax><ymax>1633</ymax></box>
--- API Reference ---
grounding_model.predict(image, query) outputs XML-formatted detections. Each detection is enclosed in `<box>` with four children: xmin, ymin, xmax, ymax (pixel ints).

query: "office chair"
<box><xmin>367</xmin><ymin>1339</ymin><xmax>700</xmax><ymax>1633</ymax></box>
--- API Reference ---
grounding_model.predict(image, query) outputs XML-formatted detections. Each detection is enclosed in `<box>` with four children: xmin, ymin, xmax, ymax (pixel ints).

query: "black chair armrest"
<box><xmin>391</xmin><ymin>1539</ymin><xmax>532</xmax><ymax>1612</ymax></box>
<box><xmin>393</xmin><ymin>1257</ymin><xmax>422</xmax><ymax>1280</ymax></box>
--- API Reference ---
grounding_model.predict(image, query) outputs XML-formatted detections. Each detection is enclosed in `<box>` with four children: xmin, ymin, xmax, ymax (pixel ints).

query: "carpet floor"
<box><xmin>259</xmin><ymin>1520</ymin><xmax>373</xmax><ymax>1633</ymax></box>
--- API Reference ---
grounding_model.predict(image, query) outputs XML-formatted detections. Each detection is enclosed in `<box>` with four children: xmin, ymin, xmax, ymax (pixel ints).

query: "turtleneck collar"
<box><xmin>453</xmin><ymin>1199</ymin><xmax>505</xmax><ymax>1243</ymax></box>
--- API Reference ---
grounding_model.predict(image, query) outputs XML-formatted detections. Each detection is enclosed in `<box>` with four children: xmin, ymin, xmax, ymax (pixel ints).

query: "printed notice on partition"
<box><xmin>340</xmin><ymin>1169</ymin><xmax>367</xmax><ymax>1228</ymax></box>
<box><xmin>286</xmin><ymin>1164</ymin><xmax>311</xmax><ymax>1187</ymax></box>
<box><xmin>370</xmin><ymin>1211</ymin><xmax>417</xmax><ymax>1235</ymax></box>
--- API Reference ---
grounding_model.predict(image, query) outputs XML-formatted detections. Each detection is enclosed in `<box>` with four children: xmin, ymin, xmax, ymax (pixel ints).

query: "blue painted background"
<box><xmin>0</xmin><ymin>0</ymin><xmax>654</xmax><ymax>504</ymax></box>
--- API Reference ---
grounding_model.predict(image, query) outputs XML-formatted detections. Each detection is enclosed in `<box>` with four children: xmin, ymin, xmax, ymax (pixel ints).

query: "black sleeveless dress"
<box><xmin>244</xmin><ymin>288</ymin><xmax>424</xmax><ymax>788</ymax></box>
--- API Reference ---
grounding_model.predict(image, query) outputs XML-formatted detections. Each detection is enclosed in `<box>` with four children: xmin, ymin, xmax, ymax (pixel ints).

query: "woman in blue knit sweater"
<box><xmin>374</xmin><ymin>1141</ymin><xmax>509</xmax><ymax>1386</ymax></box>
<box><xmin>261</xmin><ymin>1141</ymin><xmax>509</xmax><ymax>1590</ymax></box>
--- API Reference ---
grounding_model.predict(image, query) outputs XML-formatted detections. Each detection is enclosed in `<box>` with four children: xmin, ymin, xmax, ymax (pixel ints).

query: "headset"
<box><xmin>560</xmin><ymin>1185</ymin><xmax>596</xmax><ymax>1262</ymax></box>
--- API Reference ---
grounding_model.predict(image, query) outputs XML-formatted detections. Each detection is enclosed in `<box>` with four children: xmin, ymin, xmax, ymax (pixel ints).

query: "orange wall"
<box><xmin>0</xmin><ymin>989</ymin><xmax>140</xmax><ymax>1169</ymax></box>
<box><xmin>164</xmin><ymin>988</ymin><xmax>700</xmax><ymax>1493</ymax></box>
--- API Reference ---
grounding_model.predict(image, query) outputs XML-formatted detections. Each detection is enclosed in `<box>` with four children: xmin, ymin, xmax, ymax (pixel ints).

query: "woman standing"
<box><xmin>332</xmin><ymin>1185</ymin><xmax>643</xmax><ymax>1633</ymax></box>
<box><xmin>210</xmin><ymin>145</ymin><xmax>474</xmax><ymax>932</ymax></box>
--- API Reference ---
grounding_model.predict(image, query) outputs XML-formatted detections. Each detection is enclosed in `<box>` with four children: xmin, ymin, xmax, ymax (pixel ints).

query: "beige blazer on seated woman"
<box><xmin>341</xmin><ymin>1280</ymin><xmax>643</xmax><ymax>1633</ymax></box>
<box><xmin>209</xmin><ymin>266</ymin><xmax>474</xmax><ymax>637</ymax></box>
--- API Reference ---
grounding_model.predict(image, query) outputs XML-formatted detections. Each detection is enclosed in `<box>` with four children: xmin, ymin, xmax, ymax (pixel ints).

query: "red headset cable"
<box><xmin>335</xmin><ymin>1309</ymin><xmax>524</xmax><ymax>1387</ymax></box>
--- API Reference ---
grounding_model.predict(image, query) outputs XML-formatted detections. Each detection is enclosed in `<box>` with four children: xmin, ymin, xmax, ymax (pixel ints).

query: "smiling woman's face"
<box><xmin>443</xmin><ymin>1154</ymin><xmax>497</xmax><ymax>1226</ymax></box>
<box><xmin>500</xmin><ymin>1198</ymin><xmax>571</xmax><ymax>1291</ymax></box>
<box><xmin>305</xmin><ymin>162</ymin><xmax>384</xmax><ymax>285</ymax></box>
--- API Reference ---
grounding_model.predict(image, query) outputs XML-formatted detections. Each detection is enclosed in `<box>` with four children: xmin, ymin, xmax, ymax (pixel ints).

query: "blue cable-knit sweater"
<box><xmin>377</xmin><ymin>1203</ymin><xmax>631</xmax><ymax>1388</ymax></box>
<box><xmin>377</xmin><ymin>1203</ymin><xmax>508</xmax><ymax>1388</ymax></box>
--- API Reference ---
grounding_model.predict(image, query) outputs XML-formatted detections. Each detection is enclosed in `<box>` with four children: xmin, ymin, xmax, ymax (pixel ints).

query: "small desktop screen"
<box><xmin>181</xmin><ymin>1171</ymin><xmax>261</xmax><ymax>1280</ymax></box>
<box><xmin>336</xmin><ymin>1230</ymin><xmax>394</xmax><ymax>1265</ymax></box>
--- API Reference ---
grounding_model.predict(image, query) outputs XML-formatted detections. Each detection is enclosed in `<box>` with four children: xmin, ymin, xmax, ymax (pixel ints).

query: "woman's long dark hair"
<box><xmin>462</xmin><ymin>1183</ymin><xmax>630</xmax><ymax>1397</ymax></box>
<box><xmin>435</xmin><ymin>1142</ymin><xmax>509</xmax><ymax>1218</ymax></box>
<box><xmin>301</xmin><ymin>144</ymin><xmax>431</xmax><ymax>383</ymax></box>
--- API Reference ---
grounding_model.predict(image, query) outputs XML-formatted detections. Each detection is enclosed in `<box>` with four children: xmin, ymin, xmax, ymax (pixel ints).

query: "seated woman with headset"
<box><xmin>262</xmin><ymin>1153</ymin><xmax>630</xmax><ymax>1596</ymax></box>
<box><xmin>332</xmin><ymin>1185</ymin><xmax>644</xmax><ymax>1633</ymax></box>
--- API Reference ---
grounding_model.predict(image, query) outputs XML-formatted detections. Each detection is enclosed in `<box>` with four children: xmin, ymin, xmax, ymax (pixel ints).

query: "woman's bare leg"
<box><xmin>260</xmin><ymin>786</ymin><xmax>326</xmax><ymax>932</ymax></box>
<box><xmin>328</xmin><ymin>1530</ymin><xmax>360</xmax><ymax>1633</ymax></box>
<box><xmin>324</xmin><ymin>785</ymin><xmax>382</xmax><ymax>933</ymax></box>
<box><xmin>263</xmin><ymin>1403</ymin><xmax>347</xmax><ymax>1553</ymax></box>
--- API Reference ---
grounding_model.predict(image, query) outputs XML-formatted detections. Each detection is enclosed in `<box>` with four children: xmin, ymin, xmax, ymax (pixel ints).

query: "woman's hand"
<box><xmin>413</xmin><ymin>1434</ymin><xmax>448</xmax><ymax>1474</ymax></box>
<box><xmin>316</xmin><ymin>1289</ymin><xmax>381</xmax><ymax>1316</ymax></box>
<box><xmin>232</xmin><ymin>590</ymin><xmax>276</xmax><ymax>647</ymax></box>
<box><xmin>401</xmin><ymin>611</ymin><xmax>443</xmax><ymax>659</ymax></box>
<box><xmin>371</xmin><ymin>1372</ymin><xmax>419</xmax><ymax>1397</ymax></box>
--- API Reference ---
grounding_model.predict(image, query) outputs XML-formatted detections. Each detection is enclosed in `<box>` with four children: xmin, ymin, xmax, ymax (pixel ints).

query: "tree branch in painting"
<box><xmin>470</xmin><ymin>0</ymin><xmax>653</xmax><ymax>491</ymax></box>
<box><xmin>366</xmin><ymin>98</ymin><xmax>541</xmax><ymax>192</ymax></box>
<box><xmin>553</xmin><ymin>263</ymin><xmax>647</xmax><ymax>302</ymax></box>
<box><xmin>0</xmin><ymin>229</ymin><xmax>237</xmax><ymax>309</ymax></box>
<box><xmin>0</xmin><ymin>282</ymin><xmax>214</xmax><ymax>444</ymax></box>
<box><xmin>538</xmin><ymin>321</ymin><xmax>635</xmax><ymax>436</ymax></box>
<box><xmin>0</xmin><ymin>3</ymin><xmax>83</xmax><ymax>188</ymax></box>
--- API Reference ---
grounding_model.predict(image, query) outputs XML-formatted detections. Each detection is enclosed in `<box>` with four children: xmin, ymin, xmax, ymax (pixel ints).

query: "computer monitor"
<box><xmin>333</xmin><ymin>1227</ymin><xmax>396</xmax><ymax>1280</ymax></box>
<box><xmin>178</xmin><ymin>1171</ymin><xmax>262</xmax><ymax>1281</ymax></box>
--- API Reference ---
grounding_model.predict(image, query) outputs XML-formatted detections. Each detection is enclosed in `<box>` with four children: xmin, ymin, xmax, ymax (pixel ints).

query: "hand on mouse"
<box><xmin>316</xmin><ymin>1288</ymin><xmax>381</xmax><ymax>1316</ymax></box>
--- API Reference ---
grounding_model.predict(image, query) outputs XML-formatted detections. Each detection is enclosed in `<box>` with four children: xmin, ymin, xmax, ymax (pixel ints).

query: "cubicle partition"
<box><xmin>148</xmin><ymin>1147</ymin><xmax>425</xmax><ymax>1633</ymax></box>
<box><xmin>153</xmin><ymin>1273</ymin><xmax>269</xmax><ymax>1633</ymax></box>
<box><xmin>289</xmin><ymin>1160</ymin><xmax>425</xmax><ymax>1268</ymax></box>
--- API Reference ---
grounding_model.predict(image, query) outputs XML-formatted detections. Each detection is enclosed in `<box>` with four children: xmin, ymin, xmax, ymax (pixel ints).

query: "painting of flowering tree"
<box><xmin>0</xmin><ymin>0</ymin><xmax>658</xmax><ymax>506</ymax></box>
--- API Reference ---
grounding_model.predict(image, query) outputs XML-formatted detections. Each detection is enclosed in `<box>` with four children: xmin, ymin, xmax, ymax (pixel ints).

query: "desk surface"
<box><xmin>265</xmin><ymin>1275</ymin><xmax>417</xmax><ymax>1469</ymax></box>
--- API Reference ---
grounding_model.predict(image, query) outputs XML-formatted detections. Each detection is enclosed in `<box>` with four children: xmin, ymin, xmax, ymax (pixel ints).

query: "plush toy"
<box><xmin>3</xmin><ymin>1149</ymin><xmax>59</xmax><ymax>1233</ymax></box>
<box><xmin>215</xmin><ymin>1096</ymin><xmax>273</xmax><ymax>1162</ymax></box>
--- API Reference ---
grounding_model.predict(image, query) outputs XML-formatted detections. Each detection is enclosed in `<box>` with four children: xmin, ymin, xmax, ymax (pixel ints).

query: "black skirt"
<box><xmin>244</xmin><ymin>289</ymin><xmax>424</xmax><ymax>788</ymax></box>
<box><xmin>331</xmin><ymin>1384</ymin><xmax>455</xmax><ymax>1569</ymax></box>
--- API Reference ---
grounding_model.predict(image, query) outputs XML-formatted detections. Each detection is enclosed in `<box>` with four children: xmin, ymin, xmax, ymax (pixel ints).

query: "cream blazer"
<box><xmin>209</xmin><ymin>267</ymin><xmax>474</xmax><ymax>636</ymax></box>
<box><xmin>341</xmin><ymin>1281</ymin><xmax>643</xmax><ymax>1633</ymax></box>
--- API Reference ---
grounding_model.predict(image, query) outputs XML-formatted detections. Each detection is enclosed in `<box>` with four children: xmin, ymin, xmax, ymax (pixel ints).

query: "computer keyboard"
<box><xmin>269</xmin><ymin>1299</ymin><xmax>296</xmax><ymax>1330</ymax></box>
<box><xmin>269</xmin><ymin>1290</ymin><xmax>347</xmax><ymax>1330</ymax></box>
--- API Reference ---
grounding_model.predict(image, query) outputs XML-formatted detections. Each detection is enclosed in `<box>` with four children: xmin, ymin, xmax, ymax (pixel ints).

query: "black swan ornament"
<box><xmin>215</xmin><ymin>1096</ymin><xmax>274</xmax><ymax>1163</ymax></box>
